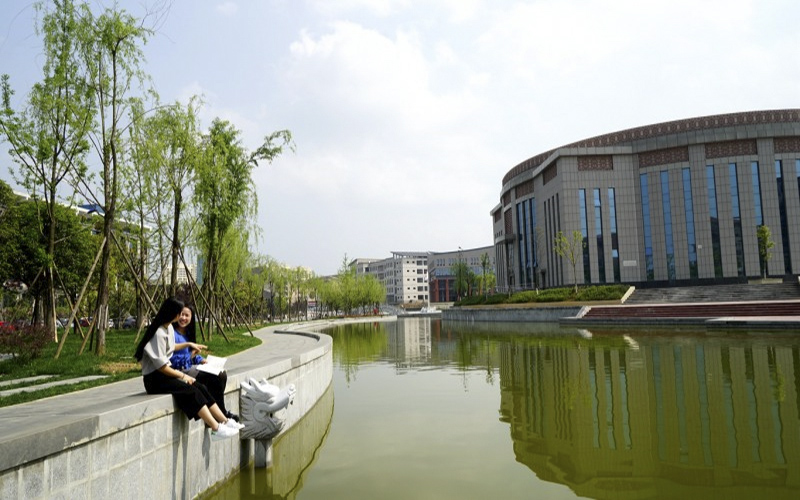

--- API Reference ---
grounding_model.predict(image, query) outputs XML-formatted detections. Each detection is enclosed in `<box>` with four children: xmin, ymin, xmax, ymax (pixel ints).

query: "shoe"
<box><xmin>225</xmin><ymin>411</ymin><xmax>240</xmax><ymax>422</ymax></box>
<box><xmin>224</xmin><ymin>419</ymin><xmax>245</xmax><ymax>430</ymax></box>
<box><xmin>211</xmin><ymin>423</ymin><xmax>239</xmax><ymax>441</ymax></box>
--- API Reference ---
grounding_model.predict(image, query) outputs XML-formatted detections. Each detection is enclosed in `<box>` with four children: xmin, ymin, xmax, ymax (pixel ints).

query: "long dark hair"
<box><xmin>134</xmin><ymin>297</ymin><xmax>185</xmax><ymax>361</ymax></box>
<box><xmin>172</xmin><ymin>304</ymin><xmax>197</xmax><ymax>343</ymax></box>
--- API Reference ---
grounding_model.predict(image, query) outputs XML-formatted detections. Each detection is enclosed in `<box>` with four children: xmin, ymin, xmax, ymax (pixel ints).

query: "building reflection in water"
<box><xmin>498</xmin><ymin>329</ymin><xmax>800</xmax><ymax>499</ymax></box>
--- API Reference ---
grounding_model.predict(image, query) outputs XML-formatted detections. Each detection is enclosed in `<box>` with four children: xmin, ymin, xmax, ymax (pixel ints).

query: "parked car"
<box><xmin>122</xmin><ymin>316</ymin><xmax>137</xmax><ymax>329</ymax></box>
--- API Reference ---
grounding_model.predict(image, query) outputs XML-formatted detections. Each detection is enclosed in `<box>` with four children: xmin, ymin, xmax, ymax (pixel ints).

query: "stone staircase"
<box><xmin>581</xmin><ymin>282</ymin><xmax>800</xmax><ymax>321</ymax></box>
<box><xmin>623</xmin><ymin>282</ymin><xmax>800</xmax><ymax>304</ymax></box>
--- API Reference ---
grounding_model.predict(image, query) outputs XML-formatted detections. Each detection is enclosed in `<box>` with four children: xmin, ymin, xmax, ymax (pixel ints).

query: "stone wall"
<box><xmin>442</xmin><ymin>306</ymin><xmax>582</xmax><ymax>323</ymax></box>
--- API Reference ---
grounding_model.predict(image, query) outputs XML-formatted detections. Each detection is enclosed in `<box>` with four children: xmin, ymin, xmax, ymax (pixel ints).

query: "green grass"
<box><xmin>0</xmin><ymin>326</ymin><xmax>263</xmax><ymax>407</ymax></box>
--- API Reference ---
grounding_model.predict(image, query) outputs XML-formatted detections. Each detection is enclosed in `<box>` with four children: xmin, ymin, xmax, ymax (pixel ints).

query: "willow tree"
<box><xmin>0</xmin><ymin>0</ymin><xmax>93</xmax><ymax>340</ymax></box>
<box><xmin>76</xmin><ymin>4</ymin><xmax>151</xmax><ymax>354</ymax></box>
<box><xmin>195</xmin><ymin>119</ymin><xmax>292</xmax><ymax>337</ymax></box>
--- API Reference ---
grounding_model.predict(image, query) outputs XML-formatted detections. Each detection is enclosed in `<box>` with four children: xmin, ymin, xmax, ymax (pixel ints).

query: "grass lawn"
<box><xmin>0</xmin><ymin>325</ymin><xmax>263</xmax><ymax>408</ymax></box>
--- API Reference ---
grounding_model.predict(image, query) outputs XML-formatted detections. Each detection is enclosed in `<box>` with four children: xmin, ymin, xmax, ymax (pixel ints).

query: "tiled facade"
<box><xmin>493</xmin><ymin>109</ymin><xmax>800</xmax><ymax>291</ymax></box>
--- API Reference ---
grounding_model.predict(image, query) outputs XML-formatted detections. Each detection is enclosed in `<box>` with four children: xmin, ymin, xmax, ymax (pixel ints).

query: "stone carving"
<box><xmin>240</xmin><ymin>378</ymin><xmax>297</xmax><ymax>440</ymax></box>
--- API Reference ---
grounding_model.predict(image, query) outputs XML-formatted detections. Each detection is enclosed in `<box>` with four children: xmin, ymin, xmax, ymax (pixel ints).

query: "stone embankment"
<box><xmin>0</xmin><ymin>323</ymin><xmax>332</xmax><ymax>500</ymax></box>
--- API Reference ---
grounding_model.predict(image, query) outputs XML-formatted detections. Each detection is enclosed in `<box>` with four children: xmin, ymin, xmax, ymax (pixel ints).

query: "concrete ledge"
<box><xmin>0</xmin><ymin>325</ymin><xmax>332</xmax><ymax>500</ymax></box>
<box><xmin>443</xmin><ymin>306</ymin><xmax>583</xmax><ymax>323</ymax></box>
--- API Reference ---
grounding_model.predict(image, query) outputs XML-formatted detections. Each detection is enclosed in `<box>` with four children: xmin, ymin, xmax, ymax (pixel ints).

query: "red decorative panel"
<box><xmin>543</xmin><ymin>165</ymin><xmax>557</xmax><ymax>185</ymax></box>
<box><xmin>774</xmin><ymin>137</ymin><xmax>800</xmax><ymax>153</ymax></box>
<box><xmin>577</xmin><ymin>155</ymin><xmax>613</xmax><ymax>171</ymax></box>
<box><xmin>502</xmin><ymin>191</ymin><xmax>511</xmax><ymax>206</ymax></box>
<box><xmin>504</xmin><ymin>209</ymin><xmax>513</xmax><ymax>235</ymax></box>
<box><xmin>638</xmin><ymin>147</ymin><xmax>689</xmax><ymax>168</ymax></box>
<box><xmin>515</xmin><ymin>179</ymin><xmax>534</xmax><ymax>198</ymax></box>
<box><xmin>705</xmin><ymin>140</ymin><xmax>757</xmax><ymax>159</ymax></box>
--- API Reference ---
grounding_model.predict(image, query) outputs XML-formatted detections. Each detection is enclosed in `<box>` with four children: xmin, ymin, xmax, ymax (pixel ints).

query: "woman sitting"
<box><xmin>171</xmin><ymin>304</ymin><xmax>239</xmax><ymax>422</ymax></box>
<box><xmin>134</xmin><ymin>297</ymin><xmax>242</xmax><ymax>441</ymax></box>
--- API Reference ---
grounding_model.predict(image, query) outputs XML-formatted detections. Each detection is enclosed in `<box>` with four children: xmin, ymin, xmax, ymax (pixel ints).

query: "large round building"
<box><xmin>492</xmin><ymin>109</ymin><xmax>800</xmax><ymax>291</ymax></box>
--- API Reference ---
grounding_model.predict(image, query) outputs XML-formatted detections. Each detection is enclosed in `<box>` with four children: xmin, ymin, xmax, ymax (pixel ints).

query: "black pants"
<box><xmin>143</xmin><ymin>370</ymin><xmax>217</xmax><ymax>420</ymax></box>
<box><xmin>195</xmin><ymin>371</ymin><xmax>229</xmax><ymax>414</ymax></box>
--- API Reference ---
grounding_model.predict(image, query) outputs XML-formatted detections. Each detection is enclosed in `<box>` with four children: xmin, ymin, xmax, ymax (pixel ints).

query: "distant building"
<box><xmin>161</xmin><ymin>262</ymin><xmax>196</xmax><ymax>286</ymax></box>
<box><xmin>494</xmin><ymin>109</ymin><xmax>800</xmax><ymax>292</ymax></box>
<box><xmin>349</xmin><ymin>258</ymin><xmax>381</xmax><ymax>275</ymax></box>
<box><xmin>366</xmin><ymin>251</ymin><xmax>429</xmax><ymax>305</ymax></box>
<box><xmin>428</xmin><ymin>246</ymin><xmax>495</xmax><ymax>303</ymax></box>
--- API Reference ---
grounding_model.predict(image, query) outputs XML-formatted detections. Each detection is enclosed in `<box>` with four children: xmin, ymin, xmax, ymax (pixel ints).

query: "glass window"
<box><xmin>661</xmin><ymin>171</ymin><xmax>676</xmax><ymax>281</ymax></box>
<box><xmin>751</xmin><ymin>162</ymin><xmax>763</xmax><ymax>226</ymax></box>
<box><xmin>594</xmin><ymin>189</ymin><xmax>606</xmax><ymax>283</ymax></box>
<box><xmin>682</xmin><ymin>168</ymin><xmax>698</xmax><ymax>279</ymax></box>
<box><xmin>608</xmin><ymin>188</ymin><xmax>620</xmax><ymax>282</ymax></box>
<box><xmin>729</xmin><ymin>163</ymin><xmax>746</xmax><ymax>277</ymax></box>
<box><xmin>706</xmin><ymin>166</ymin><xmax>723</xmax><ymax>278</ymax></box>
<box><xmin>579</xmin><ymin>189</ymin><xmax>591</xmax><ymax>283</ymax></box>
<box><xmin>640</xmin><ymin>174</ymin><xmax>654</xmax><ymax>280</ymax></box>
<box><xmin>776</xmin><ymin>160</ymin><xmax>792</xmax><ymax>273</ymax></box>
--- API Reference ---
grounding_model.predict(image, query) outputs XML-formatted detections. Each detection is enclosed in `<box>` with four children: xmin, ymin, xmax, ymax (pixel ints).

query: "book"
<box><xmin>196</xmin><ymin>355</ymin><xmax>227</xmax><ymax>376</ymax></box>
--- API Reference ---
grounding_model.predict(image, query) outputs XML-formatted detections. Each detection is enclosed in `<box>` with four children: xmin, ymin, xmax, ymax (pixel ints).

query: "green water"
<box><xmin>204</xmin><ymin>318</ymin><xmax>800</xmax><ymax>499</ymax></box>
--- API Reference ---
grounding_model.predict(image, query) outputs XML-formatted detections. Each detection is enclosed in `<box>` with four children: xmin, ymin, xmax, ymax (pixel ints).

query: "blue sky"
<box><xmin>2</xmin><ymin>0</ymin><xmax>799</xmax><ymax>275</ymax></box>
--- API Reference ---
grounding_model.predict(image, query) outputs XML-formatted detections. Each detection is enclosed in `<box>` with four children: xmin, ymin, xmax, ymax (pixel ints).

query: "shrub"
<box><xmin>576</xmin><ymin>285</ymin><xmax>629</xmax><ymax>301</ymax></box>
<box><xmin>533</xmin><ymin>287</ymin><xmax>575</xmax><ymax>302</ymax></box>
<box><xmin>484</xmin><ymin>294</ymin><xmax>508</xmax><ymax>305</ymax></box>
<box><xmin>506</xmin><ymin>290</ymin><xmax>541</xmax><ymax>304</ymax></box>
<box><xmin>0</xmin><ymin>324</ymin><xmax>51</xmax><ymax>361</ymax></box>
<box><xmin>456</xmin><ymin>296</ymin><xmax>486</xmax><ymax>306</ymax></box>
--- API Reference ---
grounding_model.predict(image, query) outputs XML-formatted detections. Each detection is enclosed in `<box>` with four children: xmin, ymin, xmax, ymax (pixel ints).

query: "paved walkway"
<box><xmin>0</xmin><ymin>376</ymin><xmax>108</xmax><ymax>397</ymax></box>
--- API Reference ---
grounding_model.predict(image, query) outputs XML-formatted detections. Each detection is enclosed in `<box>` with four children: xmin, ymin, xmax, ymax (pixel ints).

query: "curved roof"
<box><xmin>502</xmin><ymin>109</ymin><xmax>800</xmax><ymax>186</ymax></box>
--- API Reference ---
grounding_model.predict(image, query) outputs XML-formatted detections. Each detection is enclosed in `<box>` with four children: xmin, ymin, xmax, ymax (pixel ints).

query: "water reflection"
<box><xmin>492</xmin><ymin>326</ymin><xmax>800</xmax><ymax>499</ymax></box>
<box><xmin>206</xmin><ymin>319</ymin><xmax>800</xmax><ymax>499</ymax></box>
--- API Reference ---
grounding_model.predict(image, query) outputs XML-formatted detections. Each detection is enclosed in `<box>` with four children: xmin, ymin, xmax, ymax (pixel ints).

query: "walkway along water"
<box><xmin>0</xmin><ymin>323</ymin><xmax>333</xmax><ymax>500</ymax></box>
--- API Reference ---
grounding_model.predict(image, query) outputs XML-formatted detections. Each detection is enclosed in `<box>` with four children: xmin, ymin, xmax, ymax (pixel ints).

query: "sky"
<box><xmin>1</xmin><ymin>0</ymin><xmax>799</xmax><ymax>276</ymax></box>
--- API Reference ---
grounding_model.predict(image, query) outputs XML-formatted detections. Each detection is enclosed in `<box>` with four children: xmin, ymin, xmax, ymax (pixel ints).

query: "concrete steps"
<box><xmin>583</xmin><ymin>301</ymin><xmax>800</xmax><ymax>319</ymax></box>
<box><xmin>624</xmin><ymin>282</ymin><xmax>800</xmax><ymax>305</ymax></box>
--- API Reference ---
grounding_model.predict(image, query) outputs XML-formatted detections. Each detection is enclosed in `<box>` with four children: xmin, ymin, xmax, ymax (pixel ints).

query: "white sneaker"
<box><xmin>224</xmin><ymin>419</ymin><xmax>245</xmax><ymax>430</ymax></box>
<box><xmin>211</xmin><ymin>423</ymin><xmax>239</xmax><ymax>441</ymax></box>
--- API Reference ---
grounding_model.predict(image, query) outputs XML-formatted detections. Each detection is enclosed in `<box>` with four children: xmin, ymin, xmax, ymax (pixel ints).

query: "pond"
<box><xmin>204</xmin><ymin>318</ymin><xmax>800</xmax><ymax>499</ymax></box>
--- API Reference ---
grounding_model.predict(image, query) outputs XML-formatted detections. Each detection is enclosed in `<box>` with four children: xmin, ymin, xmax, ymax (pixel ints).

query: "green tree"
<box><xmin>479</xmin><ymin>252</ymin><xmax>491</xmax><ymax>297</ymax></box>
<box><xmin>757</xmin><ymin>225</ymin><xmax>775</xmax><ymax>279</ymax></box>
<box><xmin>129</xmin><ymin>99</ymin><xmax>201</xmax><ymax>297</ymax></box>
<box><xmin>0</xmin><ymin>0</ymin><xmax>93</xmax><ymax>340</ymax></box>
<box><xmin>194</xmin><ymin>119</ymin><xmax>292</xmax><ymax>336</ymax></box>
<box><xmin>74</xmin><ymin>3</ymin><xmax>152</xmax><ymax>354</ymax></box>
<box><xmin>554</xmin><ymin>230</ymin><xmax>585</xmax><ymax>294</ymax></box>
<box><xmin>0</xmin><ymin>196</ymin><xmax>95</xmax><ymax>322</ymax></box>
<box><xmin>450</xmin><ymin>260</ymin><xmax>474</xmax><ymax>299</ymax></box>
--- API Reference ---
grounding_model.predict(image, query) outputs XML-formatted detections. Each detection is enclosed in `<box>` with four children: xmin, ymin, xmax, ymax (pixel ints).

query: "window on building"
<box><xmin>608</xmin><ymin>188</ymin><xmax>620</xmax><ymax>282</ymax></box>
<box><xmin>640</xmin><ymin>175</ymin><xmax>654</xmax><ymax>280</ymax></box>
<box><xmin>660</xmin><ymin>171</ymin><xmax>676</xmax><ymax>281</ymax></box>
<box><xmin>593</xmin><ymin>189</ymin><xmax>605</xmax><ymax>283</ymax></box>
<box><xmin>579</xmin><ymin>189</ymin><xmax>591</xmax><ymax>283</ymax></box>
<box><xmin>682</xmin><ymin>168</ymin><xmax>698</xmax><ymax>279</ymax></box>
<box><xmin>729</xmin><ymin>163</ymin><xmax>746</xmax><ymax>277</ymax></box>
<box><xmin>777</xmin><ymin>161</ymin><xmax>792</xmax><ymax>273</ymax></box>
<box><xmin>706</xmin><ymin>166</ymin><xmax>723</xmax><ymax>278</ymax></box>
